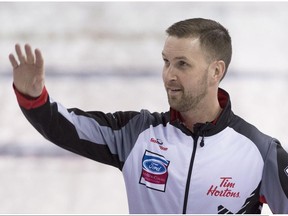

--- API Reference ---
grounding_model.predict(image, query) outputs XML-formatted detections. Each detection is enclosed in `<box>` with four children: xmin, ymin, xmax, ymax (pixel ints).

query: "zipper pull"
<box><xmin>199</xmin><ymin>123</ymin><xmax>209</xmax><ymax>147</ymax></box>
<box><xmin>200</xmin><ymin>136</ymin><xmax>205</xmax><ymax>147</ymax></box>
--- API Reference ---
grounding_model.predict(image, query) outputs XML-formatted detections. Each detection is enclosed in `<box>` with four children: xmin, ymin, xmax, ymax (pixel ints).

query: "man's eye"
<box><xmin>163</xmin><ymin>59</ymin><xmax>170</xmax><ymax>66</ymax></box>
<box><xmin>178</xmin><ymin>61</ymin><xmax>188</xmax><ymax>67</ymax></box>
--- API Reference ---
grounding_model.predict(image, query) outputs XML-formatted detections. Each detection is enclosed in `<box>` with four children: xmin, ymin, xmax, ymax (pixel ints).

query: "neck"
<box><xmin>180</xmin><ymin>96</ymin><xmax>222</xmax><ymax>132</ymax></box>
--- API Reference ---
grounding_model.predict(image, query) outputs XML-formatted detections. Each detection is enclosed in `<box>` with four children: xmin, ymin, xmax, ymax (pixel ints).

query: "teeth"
<box><xmin>167</xmin><ymin>86</ymin><xmax>181</xmax><ymax>91</ymax></box>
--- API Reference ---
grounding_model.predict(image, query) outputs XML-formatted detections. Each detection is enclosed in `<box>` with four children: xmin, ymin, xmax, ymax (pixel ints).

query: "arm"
<box><xmin>10</xmin><ymin>44</ymin><xmax>141</xmax><ymax>169</ymax></box>
<box><xmin>260</xmin><ymin>139</ymin><xmax>288</xmax><ymax>213</ymax></box>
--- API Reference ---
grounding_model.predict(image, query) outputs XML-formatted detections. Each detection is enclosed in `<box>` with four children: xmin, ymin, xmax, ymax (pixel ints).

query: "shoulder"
<box><xmin>228</xmin><ymin>114</ymin><xmax>278</xmax><ymax>159</ymax></box>
<box><xmin>106</xmin><ymin>109</ymin><xmax>170</xmax><ymax>130</ymax></box>
<box><xmin>127</xmin><ymin>109</ymin><xmax>170</xmax><ymax>129</ymax></box>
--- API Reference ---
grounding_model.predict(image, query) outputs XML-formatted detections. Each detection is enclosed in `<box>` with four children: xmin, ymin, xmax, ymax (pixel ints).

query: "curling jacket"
<box><xmin>14</xmin><ymin>86</ymin><xmax>288</xmax><ymax>214</ymax></box>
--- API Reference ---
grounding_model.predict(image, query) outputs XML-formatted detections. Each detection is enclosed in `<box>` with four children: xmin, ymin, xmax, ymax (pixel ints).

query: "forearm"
<box><xmin>14</xmin><ymin>84</ymin><xmax>79</xmax><ymax>147</ymax></box>
<box><xmin>14</xmin><ymin>85</ymin><xmax>123</xmax><ymax>168</ymax></box>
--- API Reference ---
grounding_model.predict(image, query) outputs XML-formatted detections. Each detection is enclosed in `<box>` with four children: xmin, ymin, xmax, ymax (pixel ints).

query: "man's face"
<box><xmin>162</xmin><ymin>36</ymin><xmax>211</xmax><ymax>112</ymax></box>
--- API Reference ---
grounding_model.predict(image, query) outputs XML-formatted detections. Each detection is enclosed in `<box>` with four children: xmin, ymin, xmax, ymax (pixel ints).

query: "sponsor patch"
<box><xmin>139</xmin><ymin>150</ymin><xmax>170</xmax><ymax>192</ymax></box>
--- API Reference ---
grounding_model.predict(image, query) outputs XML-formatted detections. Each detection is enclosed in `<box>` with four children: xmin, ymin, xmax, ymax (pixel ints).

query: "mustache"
<box><xmin>164</xmin><ymin>81</ymin><xmax>183</xmax><ymax>90</ymax></box>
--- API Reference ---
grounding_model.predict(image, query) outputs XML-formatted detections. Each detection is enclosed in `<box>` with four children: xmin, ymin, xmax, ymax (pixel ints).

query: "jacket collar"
<box><xmin>170</xmin><ymin>88</ymin><xmax>233</xmax><ymax>137</ymax></box>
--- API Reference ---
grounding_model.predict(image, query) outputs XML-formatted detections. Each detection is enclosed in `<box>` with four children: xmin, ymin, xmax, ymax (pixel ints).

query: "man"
<box><xmin>9</xmin><ymin>18</ymin><xmax>288</xmax><ymax>214</ymax></box>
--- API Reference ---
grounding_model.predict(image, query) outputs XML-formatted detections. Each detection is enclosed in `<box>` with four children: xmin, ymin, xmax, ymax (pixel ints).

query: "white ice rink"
<box><xmin>1</xmin><ymin>2</ymin><xmax>288</xmax><ymax>214</ymax></box>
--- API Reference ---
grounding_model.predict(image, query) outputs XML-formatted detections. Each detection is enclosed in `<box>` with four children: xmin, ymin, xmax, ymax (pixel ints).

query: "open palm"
<box><xmin>9</xmin><ymin>44</ymin><xmax>45</xmax><ymax>98</ymax></box>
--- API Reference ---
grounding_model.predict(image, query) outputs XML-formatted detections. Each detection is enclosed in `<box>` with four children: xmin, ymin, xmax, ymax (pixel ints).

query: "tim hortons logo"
<box><xmin>206</xmin><ymin>177</ymin><xmax>240</xmax><ymax>198</ymax></box>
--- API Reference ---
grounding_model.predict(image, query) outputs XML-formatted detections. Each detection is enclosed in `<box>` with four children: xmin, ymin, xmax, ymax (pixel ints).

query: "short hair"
<box><xmin>166</xmin><ymin>18</ymin><xmax>232</xmax><ymax>80</ymax></box>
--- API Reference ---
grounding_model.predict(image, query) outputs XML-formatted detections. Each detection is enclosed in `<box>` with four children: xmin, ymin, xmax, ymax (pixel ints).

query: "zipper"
<box><xmin>182</xmin><ymin>135</ymin><xmax>198</xmax><ymax>214</ymax></box>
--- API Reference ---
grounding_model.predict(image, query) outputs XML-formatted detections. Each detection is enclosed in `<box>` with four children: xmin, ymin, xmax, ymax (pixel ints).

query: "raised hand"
<box><xmin>9</xmin><ymin>44</ymin><xmax>45</xmax><ymax>98</ymax></box>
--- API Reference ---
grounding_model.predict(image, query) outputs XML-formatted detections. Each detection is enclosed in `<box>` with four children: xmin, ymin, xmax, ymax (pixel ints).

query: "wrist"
<box><xmin>13</xmin><ymin>84</ymin><xmax>48</xmax><ymax>109</ymax></box>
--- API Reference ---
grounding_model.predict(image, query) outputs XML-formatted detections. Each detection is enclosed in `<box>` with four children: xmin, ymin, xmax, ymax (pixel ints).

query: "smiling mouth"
<box><xmin>167</xmin><ymin>86</ymin><xmax>181</xmax><ymax>91</ymax></box>
<box><xmin>168</xmin><ymin>88</ymin><xmax>182</xmax><ymax>95</ymax></box>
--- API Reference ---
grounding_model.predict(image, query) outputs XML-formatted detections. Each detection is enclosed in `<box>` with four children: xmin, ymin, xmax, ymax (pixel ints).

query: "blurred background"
<box><xmin>1</xmin><ymin>1</ymin><xmax>288</xmax><ymax>214</ymax></box>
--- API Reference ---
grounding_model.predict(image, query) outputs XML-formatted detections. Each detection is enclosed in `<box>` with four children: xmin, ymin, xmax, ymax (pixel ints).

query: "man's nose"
<box><xmin>165</xmin><ymin>66</ymin><xmax>177</xmax><ymax>81</ymax></box>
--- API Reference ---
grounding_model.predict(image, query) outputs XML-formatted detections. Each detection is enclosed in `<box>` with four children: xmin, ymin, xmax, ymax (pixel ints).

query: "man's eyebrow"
<box><xmin>174</xmin><ymin>56</ymin><xmax>189</xmax><ymax>61</ymax></box>
<box><xmin>162</xmin><ymin>53</ymin><xmax>189</xmax><ymax>61</ymax></box>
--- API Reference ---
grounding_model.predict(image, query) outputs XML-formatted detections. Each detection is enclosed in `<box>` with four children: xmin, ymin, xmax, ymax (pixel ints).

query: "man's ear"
<box><xmin>209</xmin><ymin>60</ymin><xmax>226</xmax><ymax>82</ymax></box>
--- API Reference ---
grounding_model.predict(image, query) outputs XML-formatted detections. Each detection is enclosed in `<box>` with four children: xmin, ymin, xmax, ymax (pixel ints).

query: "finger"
<box><xmin>35</xmin><ymin>48</ymin><xmax>44</xmax><ymax>69</ymax></box>
<box><xmin>25</xmin><ymin>44</ymin><xmax>35</xmax><ymax>64</ymax></box>
<box><xmin>15</xmin><ymin>44</ymin><xmax>26</xmax><ymax>64</ymax></box>
<box><xmin>9</xmin><ymin>54</ymin><xmax>19</xmax><ymax>69</ymax></box>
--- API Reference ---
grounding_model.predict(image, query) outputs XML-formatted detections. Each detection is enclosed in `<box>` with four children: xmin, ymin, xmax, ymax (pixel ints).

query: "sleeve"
<box><xmin>260</xmin><ymin>139</ymin><xmax>288</xmax><ymax>213</ymax></box>
<box><xmin>14</xmin><ymin>85</ymin><xmax>145</xmax><ymax>170</ymax></box>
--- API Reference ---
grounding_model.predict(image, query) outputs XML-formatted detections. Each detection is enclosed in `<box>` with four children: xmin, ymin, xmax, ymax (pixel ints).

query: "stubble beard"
<box><xmin>167</xmin><ymin>73</ymin><xmax>208</xmax><ymax>113</ymax></box>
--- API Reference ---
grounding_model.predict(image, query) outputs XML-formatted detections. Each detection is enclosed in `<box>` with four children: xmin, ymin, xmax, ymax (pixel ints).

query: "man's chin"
<box><xmin>168</xmin><ymin>102</ymin><xmax>181</xmax><ymax>112</ymax></box>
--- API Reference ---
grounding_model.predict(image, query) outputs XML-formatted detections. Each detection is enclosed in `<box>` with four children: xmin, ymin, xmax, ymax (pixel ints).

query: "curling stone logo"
<box><xmin>150</xmin><ymin>137</ymin><xmax>168</xmax><ymax>151</ymax></box>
